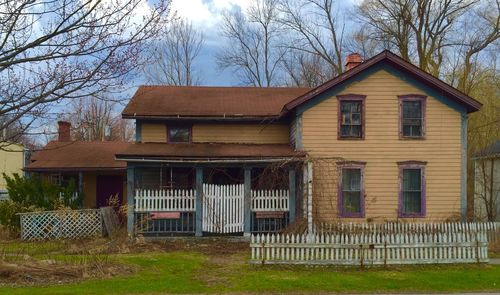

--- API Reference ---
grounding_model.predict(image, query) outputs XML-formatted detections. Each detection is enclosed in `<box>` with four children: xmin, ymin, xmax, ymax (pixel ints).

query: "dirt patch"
<box><xmin>158</xmin><ymin>237</ymin><xmax>249</xmax><ymax>256</ymax></box>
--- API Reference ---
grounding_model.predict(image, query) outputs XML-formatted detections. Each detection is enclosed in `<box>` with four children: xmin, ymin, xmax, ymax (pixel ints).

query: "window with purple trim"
<box><xmin>168</xmin><ymin>126</ymin><xmax>191</xmax><ymax>143</ymax></box>
<box><xmin>339</xmin><ymin>100</ymin><xmax>363</xmax><ymax>138</ymax></box>
<box><xmin>399</xmin><ymin>96</ymin><xmax>426</xmax><ymax>138</ymax></box>
<box><xmin>339</xmin><ymin>166</ymin><xmax>364</xmax><ymax>217</ymax></box>
<box><xmin>399</xmin><ymin>165</ymin><xmax>425</xmax><ymax>217</ymax></box>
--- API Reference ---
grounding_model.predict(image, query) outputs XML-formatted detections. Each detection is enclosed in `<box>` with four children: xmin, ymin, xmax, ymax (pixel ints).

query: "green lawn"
<box><xmin>1</xmin><ymin>250</ymin><xmax>499</xmax><ymax>294</ymax></box>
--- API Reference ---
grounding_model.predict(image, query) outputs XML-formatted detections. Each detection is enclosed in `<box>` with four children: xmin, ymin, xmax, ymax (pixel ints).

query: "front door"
<box><xmin>96</xmin><ymin>175</ymin><xmax>124</xmax><ymax>208</ymax></box>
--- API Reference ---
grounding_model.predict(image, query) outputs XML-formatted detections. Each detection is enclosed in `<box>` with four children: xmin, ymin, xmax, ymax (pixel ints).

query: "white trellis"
<box><xmin>18</xmin><ymin>209</ymin><xmax>102</xmax><ymax>240</ymax></box>
<box><xmin>250</xmin><ymin>231</ymin><xmax>489</xmax><ymax>265</ymax></box>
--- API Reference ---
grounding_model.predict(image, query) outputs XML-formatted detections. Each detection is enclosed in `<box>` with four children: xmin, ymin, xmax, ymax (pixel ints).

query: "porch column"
<box><xmin>195</xmin><ymin>167</ymin><xmax>203</xmax><ymax>237</ymax></box>
<box><xmin>78</xmin><ymin>172</ymin><xmax>84</xmax><ymax>208</ymax></box>
<box><xmin>126</xmin><ymin>165</ymin><xmax>135</xmax><ymax>236</ymax></box>
<box><xmin>288</xmin><ymin>168</ymin><xmax>296</xmax><ymax>224</ymax></box>
<box><xmin>244</xmin><ymin>167</ymin><xmax>251</xmax><ymax>236</ymax></box>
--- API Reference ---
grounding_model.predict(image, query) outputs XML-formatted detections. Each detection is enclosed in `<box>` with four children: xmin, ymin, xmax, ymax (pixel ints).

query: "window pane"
<box><xmin>343</xmin><ymin>191</ymin><xmax>361</xmax><ymax>213</ymax></box>
<box><xmin>342</xmin><ymin>168</ymin><xmax>361</xmax><ymax>214</ymax></box>
<box><xmin>169</xmin><ymin>127</ymin><xmax>190</xmax><ymax>142</ymax></box>
<box><xmin>403</xmin><ymin>191</ymin><xmax>422</xmax><ymax>213</ymax></box>
<box><xmin>403</xmin><ymin>101</ymin><xmax>421</xmax><ymax>118</ymax></box>
<box><xmin>402</xmin><ymin>168</ymin><xmax>422</xmax><ymax>214</ymax></box>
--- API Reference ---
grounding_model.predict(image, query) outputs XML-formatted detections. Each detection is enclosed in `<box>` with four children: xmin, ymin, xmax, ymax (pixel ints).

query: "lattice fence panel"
<box><xmin>19</xmin><ymin>209</ymin><xmax>103</xmax><ymax>240</ymax></box>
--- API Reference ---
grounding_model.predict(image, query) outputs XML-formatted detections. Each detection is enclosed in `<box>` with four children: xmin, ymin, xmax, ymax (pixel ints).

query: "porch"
<box><xmin>128</xmin><ymin>165</ymin><xmax>301</xmax><ymax>236</ymax></box>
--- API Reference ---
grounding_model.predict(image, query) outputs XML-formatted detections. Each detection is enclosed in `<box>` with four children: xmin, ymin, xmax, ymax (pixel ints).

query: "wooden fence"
<box><xmin>134</xmin><ymin>189</ymin><xmax>196</xmax><ymax>212</ymax></box>
<box><xmin>251</xmin><ymin>189</ymin><xmax>289</xmax><ymax>211</ymax></box>
<box><xmin>250</xmin><ymin>231</ymin><xmax>489</xmax><ymax>266</ymax></box>
<box><xmin>19</xmin><ymin>209</ymin><xmax>102</xmax><ymax>240</ymax></box>
<box><xmin>314</xmin><ymin>221</ymin><xmax>499</xmax><ymax>243</ymax></box>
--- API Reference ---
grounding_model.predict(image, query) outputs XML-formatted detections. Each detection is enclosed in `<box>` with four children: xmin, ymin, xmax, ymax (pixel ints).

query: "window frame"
<box><xmin>398</xmin><ymin>161</ymin><xmax>426</xmax><ymax>218</ymax></box>
<box><xmin>337</xmin><ymin>161</ymin><xmax>366</xmax><ymax>218</ymax></box>
<box><xmin>398</xmin><ymin>94</ymin><xmax>426</xmax><ymax>139</ymax></box>
<box><xmin>166</xmin><ymin>124</ymin><xmax>192</xmax><ymax>143</ymax></box>
<box><xmin>337</xmin><ymin>94</ymin><xmax>366</xmax><ymax>140</ymax></box>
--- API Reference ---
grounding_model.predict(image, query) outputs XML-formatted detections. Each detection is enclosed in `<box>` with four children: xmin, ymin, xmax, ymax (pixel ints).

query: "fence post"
<box><xmin>195</xmin><ymin>167</ymin><xmax>203</xmax><ymax>237</ymax></box>
<box><xmin>244</xmin><ymin>167</ymin><xmax>252</xmax><ymax>236</ymax></box>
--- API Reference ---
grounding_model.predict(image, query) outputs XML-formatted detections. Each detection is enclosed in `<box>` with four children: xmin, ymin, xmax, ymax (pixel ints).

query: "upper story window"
<box><xmin>338</xmin><ymin>162</ymin><xmax>365</xmax><ymax>217</ymax></box>
<box><xmin>337</xmin><ymin>95</ymin><xmax>365</xmax><ymax>139</ymax></box>
<box><xmin>398</xmin><ymin>161</ymin><xmax>426</xmax><ymax>217</ymax></box>
<box><xmin>399</xmin><ymin>95</ymin><xmax>426</xmax><ymax>138</ymax></box>
<box><xmin>167</xmin><ymin>125</ymin><xmax>191</xmax><ymax>143</ymax></box>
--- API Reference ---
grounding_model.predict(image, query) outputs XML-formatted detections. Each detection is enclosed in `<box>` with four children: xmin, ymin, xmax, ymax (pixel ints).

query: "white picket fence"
<box><xmin>202</xmin><ymin>184</ymin><xmax>244</xmax><ymax>233</ymax></box>
<box><xmin>18</xmin><ymin>209</ymin><xmax>102</xmax><ymax>240</ymax></box>
<box><xmin>134</xmin><ymin>189</ymin><xmax>196</xmax><ymax>212</ymax></box>
<box><xmin>251</xmin><ymin>189</ymin><xmax>289</xmax><ymax>212</ymax></box>
<box><xmin>250</xmin><ymin>231</ymin><xmax>489</xmax><ymax>266</ymax></box>
<box><xmin>314</xmin><ymin>221</ymin><xmax>500</xmax><ymax>243</ymax></box>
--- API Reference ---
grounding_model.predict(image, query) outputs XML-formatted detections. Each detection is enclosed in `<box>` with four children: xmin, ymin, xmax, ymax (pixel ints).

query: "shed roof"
<box><xmin>473</xmin><ymin>140</ymin><xmax>500</xmax><ymax>159</ymax></box>
<box><xmin>122</xmin><ymin>86</ymin><xmax>311</xmax><ymax>119</ymax></box>
<box><xmin>26</xmin><ymin>141</ymin><xmax>130</xmax><ymax>171</ymax></box>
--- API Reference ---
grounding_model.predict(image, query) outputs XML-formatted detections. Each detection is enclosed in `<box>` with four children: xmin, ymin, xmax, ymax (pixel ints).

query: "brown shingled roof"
<box><xmin>26</xmin><ymin>141</ymin><xmax>130</xmax><ymax>171</ymax></box>
<box><xmin>122</xmin><ymin>86</ymin><xmax>311</xmax><ymax>119</ymax></box>
<box><xmin>116</xmin><ymin>142</ymin><xmax>304</xmax><ymax>161</ymax></box>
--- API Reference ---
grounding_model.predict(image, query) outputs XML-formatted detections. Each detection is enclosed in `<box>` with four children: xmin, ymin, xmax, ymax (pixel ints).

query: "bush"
<box><xmin>0</xmin><ymin>173</ymin><xmax>83</xmax><ymax>232</ymax></box>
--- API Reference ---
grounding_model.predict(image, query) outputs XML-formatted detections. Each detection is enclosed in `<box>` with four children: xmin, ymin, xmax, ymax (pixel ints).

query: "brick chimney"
<box><xmin>57</xmin><ymin>121</ymin><xmax>71</xmax><ymax>142</ymax></box>
<box><xmin>345</xmin><ymin>53</ymin><xmax>363</xmax><ymax>71</ymax></box>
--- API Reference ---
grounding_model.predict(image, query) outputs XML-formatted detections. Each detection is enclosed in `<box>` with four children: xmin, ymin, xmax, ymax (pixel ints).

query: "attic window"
<box><xmin>399</xmin><ymin>95</ymin><xmax>426</xmax><ymax>138</ymax></box>
<box><xmin>337</xmin><ymin>95</ymin><xmax>365</xmax><ymax>139</ymax></box>
<box><xmin>168</xmin><ymin>125</ymin><xmax>191</xmax><ymax>143</ymax></box>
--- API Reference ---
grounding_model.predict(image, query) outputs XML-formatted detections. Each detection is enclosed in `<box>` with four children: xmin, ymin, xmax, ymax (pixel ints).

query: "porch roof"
<box><xmin>115</xmin><ymin>143</ymin><xmax>305</xmax><ymax>162</ymax></box>
<box><xmin>26</xmin><ymin>141</ymin><xmax>131</xmax><ymax>171</ymax></box>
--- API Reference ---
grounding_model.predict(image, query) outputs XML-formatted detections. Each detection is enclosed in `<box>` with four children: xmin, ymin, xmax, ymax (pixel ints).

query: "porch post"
<box><xmin>195</xmin><ymin>167</ymin><xmax>203</xmax><ymax>237</ymax></box>
<box><xmin>126</xmin><ymin>165</ymin><xmax>135</xmax><ymax>236</ymax></box>
<box><xmin>78</xmin><ymin>172</ymin><xmax>84</xmax><ymax>208</ymax></box>
<box><xmin>288</xmin><ymin>168</ymin><xmax>296</xmax><ymax>224</ymax></box>
<box><xmin>244</xmin><ymin>167</ymin><xmax>251</xmax><ymax>236</ymax></box>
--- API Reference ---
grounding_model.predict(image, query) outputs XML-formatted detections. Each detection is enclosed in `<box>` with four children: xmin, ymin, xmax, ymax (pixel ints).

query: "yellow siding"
<box><xmin>193</xmin><ymin>124</ymin><xmax>289</xmax><ymax>144</ymax></box>
<box><xmin>302</xmin><ymin>69</ymin><xmax>462</xmax><ymax>222</ymax></box>
<box><xmin>141</xmin><ymin>123</ymin><xmax>166</xmax><ymax>142</ymax></box>
<box><xmin>0</xmin><ymin>143</ymin><xmax>24</xmax><ymax>191</ymax></box>
<box><xmin>141</xmin><ymin>122</ymin><xmax>290</xmax><ymax>144</ymax></box>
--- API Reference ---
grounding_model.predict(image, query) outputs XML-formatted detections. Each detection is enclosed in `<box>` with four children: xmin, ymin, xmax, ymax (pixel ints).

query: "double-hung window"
<box><xmin>338</xmin><ymin>95</ymin><xmax>365</xmax><ymax>139</ymax></box>
<box><xmin>399</xmin><ymin>162</ymin><xmax>426</xmax><ymax>217</ymax></box>
<box><xmin>338</xmin><ymin>163</ymin><xmax>365</xmax><ymax>217</ymax></box>
<box><xmin>399</xmin><ymin>95</ymin><xmax>426</xmax><ymax>138</ymax></box>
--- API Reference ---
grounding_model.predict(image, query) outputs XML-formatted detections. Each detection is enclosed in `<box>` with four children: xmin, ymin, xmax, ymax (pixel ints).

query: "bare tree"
<box><xmin>217</xmin><ymin>0</ymin><xmax>286</xmax><ymax>87</ymax></box>
<box><xmin>0</xmin><ymin>0</ymin><xmax>171</xmax><ymax>146</ymax></box>
<box><xmin>279</xmin><ymin>0</ymin><xmax>345</xmax><ymax>78</ymax></box>
<box><xmin>63</xmin><ymin>96</ymin><xmax>134</xmax><ymax>142</ymax></box>
<box><xmin>145</xmin><ymin>17</ymin><xmax>204</xmax><ymax>85</ymax></box>
<box><xmin>356</xmin><ymin>0</ymin><xmax>480</xmax><ymax>76</ymax></box>
<box><xmin>281</xmin><ymin>51</ymin><xmax>331</xmax><ymax>87</ymax></box>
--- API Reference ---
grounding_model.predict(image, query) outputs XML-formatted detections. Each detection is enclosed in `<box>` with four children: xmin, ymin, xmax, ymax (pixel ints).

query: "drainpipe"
<box><xmin>195</xmin><ymin>167</ymin><xmax>203</xmax><ymax>237</ymax></box>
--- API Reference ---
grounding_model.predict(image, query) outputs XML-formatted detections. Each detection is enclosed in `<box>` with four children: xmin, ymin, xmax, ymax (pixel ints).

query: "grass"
<box><xmin>1</xmin><ymin>250</ymin><xmax>499</xmax><ymax>294</ymax></box>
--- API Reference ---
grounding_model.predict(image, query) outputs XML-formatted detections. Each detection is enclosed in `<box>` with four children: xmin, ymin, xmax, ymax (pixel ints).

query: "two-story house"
<box><xmin>26</xmin><ymin>50</ymin><xmax>481</xmax><ymax>237</ymax></box>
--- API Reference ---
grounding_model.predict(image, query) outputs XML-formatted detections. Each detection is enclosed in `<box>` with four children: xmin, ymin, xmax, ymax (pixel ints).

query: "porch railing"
<box><xmin>134</xmin><ymin>189</ymin><xmax>196</xmax><ymax>212</ymax></box>
<box><xmin>251</xmin><ymin>189</ymin><xmax>289</xmax><ymax>212</ymax></box>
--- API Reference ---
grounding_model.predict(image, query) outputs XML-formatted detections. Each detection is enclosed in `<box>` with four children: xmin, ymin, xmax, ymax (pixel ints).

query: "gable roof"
<box><xmin>473</xmin><ymin>140</ymin><xmax>500</xmax><ymax>159</ymax></box>
<box><xmin>122</xmin><ymin>86</ymin><xmax>311</xmax><ymax>120</ymax></box>
<box><xmin>26</xmin><ymin>141</ymin><xmax>130</xmax><ymax>171</ymax></box>
<box><xmin>283</xmin><ymin>50</ymin><xmax>482</xmax><ymax>114</ymax></box>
